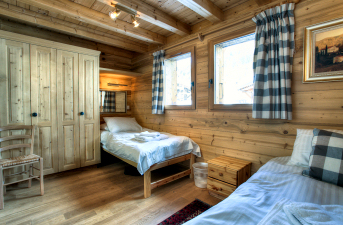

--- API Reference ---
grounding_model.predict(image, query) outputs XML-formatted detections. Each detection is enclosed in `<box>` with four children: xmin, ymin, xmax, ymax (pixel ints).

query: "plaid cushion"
<box><xmin>302</xmin><ymin>129</ymin><xmax>343</xmax><ymax>187</ymax></box>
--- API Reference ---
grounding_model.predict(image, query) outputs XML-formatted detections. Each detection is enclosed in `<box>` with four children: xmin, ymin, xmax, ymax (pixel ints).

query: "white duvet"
<box><xmin>101</xmin><ymin>128</ymin><xmax>201</xmax><ymax>175</ymax></box>
<box><xmin>184</xmin><ymin>157</ymin><xmax>343</xmax><ymax>225</ymax></box>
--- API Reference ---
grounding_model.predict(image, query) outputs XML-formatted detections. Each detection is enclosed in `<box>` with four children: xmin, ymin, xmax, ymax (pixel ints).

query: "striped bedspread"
<box><xmin>185</xmin><ymin>157</ymin><xmax>343</xmax><ymax>225</ymax></box>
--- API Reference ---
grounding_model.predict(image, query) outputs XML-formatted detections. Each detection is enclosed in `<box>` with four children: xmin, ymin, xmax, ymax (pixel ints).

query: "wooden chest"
<box><xmin>207</xmin><ymin>156</ymin><xmax>252</xmax><ymax>200</ymax></box>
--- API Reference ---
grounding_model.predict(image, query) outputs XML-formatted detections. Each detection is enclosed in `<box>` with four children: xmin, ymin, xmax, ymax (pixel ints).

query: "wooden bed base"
<box><xmin>102</xmin><ymin>148</ymin><xmax>195</xmax><ymax>198</ymax></box>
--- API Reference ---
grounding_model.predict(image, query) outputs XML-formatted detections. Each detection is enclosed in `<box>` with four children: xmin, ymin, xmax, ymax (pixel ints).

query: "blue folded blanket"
<box><xmin>258</xmin><ymin>198</ymin><xmax>343</xmax><ymax>225</ymax></box>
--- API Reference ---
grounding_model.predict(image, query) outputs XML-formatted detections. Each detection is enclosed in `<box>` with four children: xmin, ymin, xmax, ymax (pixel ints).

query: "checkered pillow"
<box><xmin>302</xmin><ymin>129</ymin><xmax>343</xmax><ymax>187</ymax></box>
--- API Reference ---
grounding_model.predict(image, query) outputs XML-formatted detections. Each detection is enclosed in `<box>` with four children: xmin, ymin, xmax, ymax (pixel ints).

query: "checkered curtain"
<box><xmin>252</xmin><ymin>3</ymin><xmax>295</xmax><ymax>120</ymax></box>
<box><xmin>152</xmin><ymin>50</ymin><xmax>165</xmax><ymax>114</ymax></box>
<box><xmin>103</xmin><ymin>91</ymin><xmax>116</xmax><ymax>112</ymax></box>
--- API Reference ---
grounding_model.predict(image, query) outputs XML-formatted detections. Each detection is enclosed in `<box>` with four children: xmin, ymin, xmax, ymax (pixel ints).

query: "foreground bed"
<box><xmin>101</xmin><ymin>128</ymin><xmax>200</xmax><ymax>198</ymax></box>
<box><xmin>184</xmin><ymin>156</ymin><xmax>343</xmax><ymax>225</ymax></box>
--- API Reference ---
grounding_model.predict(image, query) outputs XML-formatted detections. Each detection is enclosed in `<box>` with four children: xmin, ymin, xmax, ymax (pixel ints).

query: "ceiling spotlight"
<box><xmin>131</xmin><ymin>15</ymin><xmax>139</xmax><ymax>28</ymax></box>
<box><xmin>109</xmin><ymin>8</ymin><xmax>121</xmax><ymax>20</ymax></box>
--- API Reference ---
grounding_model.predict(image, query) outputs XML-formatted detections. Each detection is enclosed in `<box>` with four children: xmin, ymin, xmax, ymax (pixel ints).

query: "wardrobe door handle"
<box><xmin>32</xmin><ymin>112</ymin><xmax>38</xmax><ymax>117</ymax></box>
<box><xmin>80</xmin><ymin>112</ymin><xmax>84</xmax><ymax>115</ymax></box>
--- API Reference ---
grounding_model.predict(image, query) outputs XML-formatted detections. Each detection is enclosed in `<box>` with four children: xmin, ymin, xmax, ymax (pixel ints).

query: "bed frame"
<box><xmin>102</xmin><ymin>147</ymin><xmax>195</xmax><ymax>198</ymax></box>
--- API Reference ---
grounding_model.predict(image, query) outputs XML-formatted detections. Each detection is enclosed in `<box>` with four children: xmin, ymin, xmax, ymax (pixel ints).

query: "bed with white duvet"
<box><xmin>101</xmin><ymin>128</ymin><xmax>201</xmax><ymax>175</ymax></box>
<box><xmin>184</xmin><ymin>156</ymin><xmax>343</xmax><ymax>225</ymax></box>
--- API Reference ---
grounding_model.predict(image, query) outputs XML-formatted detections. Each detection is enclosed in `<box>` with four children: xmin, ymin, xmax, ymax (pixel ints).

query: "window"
<box><xmin>164</xmin><ymin>46</ymin><xmax>195</xmax><ymax>110</ymax></box>
<box><xmin>209</xmin><ymin>32</ymin><xmax>255</xmax><ymax>110</ymax></box>
<box><xmin>100</xmin><ymin>90</ymin><xmax>127</xmax><ymax>113</ymax></box>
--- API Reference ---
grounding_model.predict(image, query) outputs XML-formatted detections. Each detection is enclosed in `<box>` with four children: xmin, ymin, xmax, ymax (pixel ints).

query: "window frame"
<box><xmin>208</xmin><ymin>29</ymin><xmax>255</xmax><ymax>111</ymax></box>
<box><xmin>99</xmin><ymin>90</ymin><xmax>127</xmax><ymax>114</ymax></box>
<box><xmin>164</xmin><ymin>45</ymin><xmax>196</xmax><ymax>110</ymax></box>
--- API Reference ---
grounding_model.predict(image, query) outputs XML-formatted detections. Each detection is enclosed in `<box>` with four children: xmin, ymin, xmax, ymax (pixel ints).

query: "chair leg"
<box><xmin>39</xmin><ymin>158</ymin><xmax>44</xmax><ymax>196</ymax></box>
<box><xmin>0</xmin><ymin>166</ymin><xmax>4</xmax><ymax>210</ymax></box>
<box><xmin>28</xmin><ymin>164</ymin><xmax>33</xmax><ymax>188</ymax></box>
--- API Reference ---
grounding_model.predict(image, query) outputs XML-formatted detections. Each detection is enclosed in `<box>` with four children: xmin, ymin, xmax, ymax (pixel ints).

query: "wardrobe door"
<box><xmin>79</xmin><ymin>54</ymin><xmax>100</xmax><ymax>167</ymax></box>
<box><xmin>57</xmin><ymin>50</ymin><xmax>80</xmax><ymax>172</ymax></box>
<box><xmin>30</xmin><ymin>45</ymin><xmax>58</xmax><ymax>175</ymax></box>
<box><xmin>0</xmin><ymin>39</ymin><xmax>31</xmax><ymax>182</ymax></box>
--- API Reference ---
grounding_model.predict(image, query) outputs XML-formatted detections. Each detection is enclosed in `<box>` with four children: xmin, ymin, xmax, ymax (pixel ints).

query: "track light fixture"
<box><xmin>131</xmin><ymin>15</ymin><xmax>140</xmax><ymax>28</ymax></box>
<box><xmin>109</xmin><ymin>3</ymin><xmax>140</xmax><ymax>28</ymax></box>
<box><xmin>109</xmin><ymin>8</ymin><xmax>121</xmax><ymax>20</ymax></box>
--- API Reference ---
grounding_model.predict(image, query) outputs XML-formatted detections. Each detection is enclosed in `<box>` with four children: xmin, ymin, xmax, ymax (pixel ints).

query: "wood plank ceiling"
<box><xmin>0</xmin><ymin>0</ymin><xmax>254</xmax><ymax>53</ymax></box>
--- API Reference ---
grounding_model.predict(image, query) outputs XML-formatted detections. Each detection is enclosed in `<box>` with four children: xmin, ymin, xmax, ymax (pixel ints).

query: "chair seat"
<box><xmin>0</xmin><ymin>154</ymin><xmax>40</xmax><ymax>167</ymax></box>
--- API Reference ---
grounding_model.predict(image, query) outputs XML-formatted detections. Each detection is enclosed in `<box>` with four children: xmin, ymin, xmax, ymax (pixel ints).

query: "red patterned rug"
<box><xmin>158</xmin><ymin>199</ymin><xmax>212</xmax><ymax>225</ymax></box>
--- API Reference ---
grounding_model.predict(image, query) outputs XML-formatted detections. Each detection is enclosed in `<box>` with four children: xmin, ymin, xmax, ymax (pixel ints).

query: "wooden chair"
<box><xmin>0</xmin><ymin>125</ymin><xmax>44</xmax><ymax>210</ymax></box>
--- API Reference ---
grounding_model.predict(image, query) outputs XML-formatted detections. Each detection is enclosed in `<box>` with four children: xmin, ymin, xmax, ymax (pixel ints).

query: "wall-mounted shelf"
<box><xmin>100</xmin><ymin>68</ymin><xmax>143</xmax><ymax>78</ymax></box>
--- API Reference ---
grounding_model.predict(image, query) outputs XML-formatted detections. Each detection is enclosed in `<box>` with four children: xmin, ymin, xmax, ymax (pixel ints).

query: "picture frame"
<box><xmin>303</xmin><ymin>17</ymin><xmax>343</xmax><ymax>83</ymax></box>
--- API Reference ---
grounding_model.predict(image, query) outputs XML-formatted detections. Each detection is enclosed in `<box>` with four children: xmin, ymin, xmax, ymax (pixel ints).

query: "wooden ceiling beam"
<box><xmin>18</xmin><ymin>0</ymin><xmax>167</xmax><ymax>44</ymax></box>
<box><xmin>177</xmin><ymin>0</ymin><xmax>224</xmax><ymax>23</ymax></box>
<box><xmin>0</xmin><ymin>2</ymin><xmax>149</xmax><ymax>53</ymax></box>
<box><xmin>99</xmin><ymin>0</ymin><xmax>191</xmax><ymax>36</ymax></box>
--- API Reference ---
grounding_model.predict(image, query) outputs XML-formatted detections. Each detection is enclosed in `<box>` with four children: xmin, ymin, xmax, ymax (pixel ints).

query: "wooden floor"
<box><xmin>1</xmin><ymin>162</ymin><xmax>221</xmax><ymax>225</ymax></box>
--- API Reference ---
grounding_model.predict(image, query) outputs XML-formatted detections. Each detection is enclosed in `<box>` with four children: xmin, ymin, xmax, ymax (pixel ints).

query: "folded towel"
<box><xmin>258</xmin><ymin>198</ymin><xmax>343</xmax><ymax>225</ymax></box>
<box><xmin>134</xmin><ymin>134</ymin><xmax>168</xmax><ymax>142</ymax></box>
<box><xmin>135</xmin><ymin>131</ymin><xmax>160</xmax><ymax>137</ymax></box>
<box><xmin>284</xmin><ymin>202</ymin><xmax>343</xmax><ymax>225</ymax></box>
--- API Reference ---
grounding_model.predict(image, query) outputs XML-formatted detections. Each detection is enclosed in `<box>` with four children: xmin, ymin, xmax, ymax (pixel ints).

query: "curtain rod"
<box><xmin>149</xmin><ymin>0</ymin><xmax>301</xmax><ymax>56</ymax></box>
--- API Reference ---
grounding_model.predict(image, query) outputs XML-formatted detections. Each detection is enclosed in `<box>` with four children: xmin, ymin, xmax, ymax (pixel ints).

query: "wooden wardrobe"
<box><xmin>0</xmin><ymin>31</ymin><xmax>100</xmax><ymax>176</ymax></box>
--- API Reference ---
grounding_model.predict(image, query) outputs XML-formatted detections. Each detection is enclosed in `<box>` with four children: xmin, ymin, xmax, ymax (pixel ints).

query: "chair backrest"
<box><xmin>0</xmin><ymin>125</ymin><xmax>35</xmax><ymax>155</ymax></box>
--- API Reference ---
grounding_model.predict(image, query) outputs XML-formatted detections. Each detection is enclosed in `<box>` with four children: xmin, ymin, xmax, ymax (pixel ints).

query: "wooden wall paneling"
<box><xmin>30</xmin><ymin>45</ymin><xmax>59</xmax><ymax>175</ymax></box>
<box><xmin>99</xmin><ymin>75</ymin><xmax>132</xmax><ymax>91</ymax></box>
<box><xmin>79</xmin><ymin>54</ymin><xmax>100</xmax><ymax>167</ymax></box>
<box><xmin>131</xmin><ymin>0</ymin><xmax>343</xmax><ymax>173</ymax></box>
<box><xmin>0</xmin><ymin>38</ymin><xmax>31</xmax><ymax>182</ymax></box>
<box><xmin>0</xmin><ymin>19</ymin><xmax>136</xmax><ymax>71</ymax></box>
<box><xmin>57</xmin><ymin>50</ymin><xmax>81</xmax><ymax>172</ymax></box>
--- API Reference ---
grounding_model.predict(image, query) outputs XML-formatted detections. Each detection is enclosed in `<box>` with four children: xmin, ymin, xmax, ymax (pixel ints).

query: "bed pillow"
<box><xmin>104</xmin><ymin>117</ymin><xmax>142</xmax><ymax>133</ymax></box>
<box><xmin>287</xmin><ymin>129</ymin><xmax>343</xmax><ymax>167</ymax></box>
<box><xmin>287</xmin><ymin>129</ymin><xmax>314</xmax><ymax>167</ymax></box>
<box><xmin>100</xmin><ymin>123</ymin><xmax>109</xmax><ymax>131</ymax></box>
<box><xmin>302</xmin><ymin>129</ymin><xmax>343</xmax><ymax>187</ymax></box>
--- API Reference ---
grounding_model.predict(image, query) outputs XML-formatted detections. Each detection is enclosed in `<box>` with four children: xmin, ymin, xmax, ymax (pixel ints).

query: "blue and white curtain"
<box><xmin>252</xmin><ymin>3</ymin><xmax>295</xmax><ymax>120</ymax></box>
<box><xmin>152</xmin><ymin>50</ymin><xmax>165</xmax><ymax>114</ymax></box>
<box><xmin>103</xmin><ymin>91</ymin><xmax>116</xmax><ymax>112</ymax></box>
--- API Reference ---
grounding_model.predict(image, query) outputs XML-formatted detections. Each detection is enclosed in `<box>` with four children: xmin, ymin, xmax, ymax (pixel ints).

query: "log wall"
<box><xmin>131</xmin><ymin>0</ymin><xmax>343</xmax><ymax>173</ymax></box>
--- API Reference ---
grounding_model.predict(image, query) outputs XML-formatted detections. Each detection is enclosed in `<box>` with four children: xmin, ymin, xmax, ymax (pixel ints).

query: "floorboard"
<box><xmin>1</xmin><ymin>162</ymin><xmax>221</xmax><ymax>225</ymax></box>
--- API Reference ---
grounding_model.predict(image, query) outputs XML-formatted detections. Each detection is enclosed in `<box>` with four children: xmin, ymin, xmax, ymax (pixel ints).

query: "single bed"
<box><xmin>184</xmin><ymin>156</ymin><xmax>343</xmax><ymax>225</ymax></box>
<box><xmin>101</xmin><ymin>128</ymin><xmax>201</xmax><ymax>198</ymax></box>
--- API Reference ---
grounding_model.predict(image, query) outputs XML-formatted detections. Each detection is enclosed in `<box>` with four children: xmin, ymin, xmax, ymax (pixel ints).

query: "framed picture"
<box><xmin>303</xmin><ymin>17</ymin><xmax>343</xmax><ymax>83</ymax></box>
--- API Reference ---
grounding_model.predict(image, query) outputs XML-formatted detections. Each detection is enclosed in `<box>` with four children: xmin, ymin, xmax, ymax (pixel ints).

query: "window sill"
<box><xmin>209</xmin><ymin>104</ymin><xmax>252</xmax><ymax>111</ymax></box>
<box><xmin>165</xmin><ymin>105</ymin><xmax>195</xmax><ymax>110</ymax></box>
